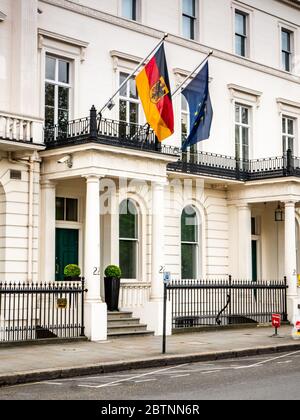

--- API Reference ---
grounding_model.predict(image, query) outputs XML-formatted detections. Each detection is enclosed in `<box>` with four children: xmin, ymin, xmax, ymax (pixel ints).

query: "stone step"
<box><xmin>107</xmin><ymin>317</ymin><xmax>142</xmax><ymax>326</ymax></box>
<box><xmin>107</xmin><ymin>324</ymin><xmax>149</xmax><ymax>335</ymax></box>
<box><xmin>107</xmin><ymin>311</ymin><xmax>133</xmax><ymax>320</ymax></box>
<box><xmin>108</xmin><ymin>330</ymin><xmax>154</xmax><ymax>339</ymax></box>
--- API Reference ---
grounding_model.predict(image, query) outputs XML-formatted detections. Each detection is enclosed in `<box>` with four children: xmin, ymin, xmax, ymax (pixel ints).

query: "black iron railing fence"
<box><xmin>0</xmin><ymin>280</ymin><xmax>86</xmax><ymax>343</ymax></box>
<box><xmin>44</xmin><ymin>107</ymin><xmax>300</xmax><ymax>181</ymax></box>
<box><xmin>167</xmin><ymin>278</ymin><xmax>288</xmax><ymax>330</ymax></box>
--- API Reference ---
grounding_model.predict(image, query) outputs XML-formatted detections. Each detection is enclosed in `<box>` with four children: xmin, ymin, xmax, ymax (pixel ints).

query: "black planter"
<box><xmin>104</xmin><ymin>277</ymin><xmax>121</xmax><ymax>312</ymax></box>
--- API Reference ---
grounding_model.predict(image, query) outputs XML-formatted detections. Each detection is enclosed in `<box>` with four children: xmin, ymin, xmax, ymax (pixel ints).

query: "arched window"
<box><xmin>181</xmin><ymin>205</ymin><xmax>199</xmax><ymax>280</ymax></box>
<box><xmin>119</xmin><ymin>199</ymin><xmax>138</xmax><ymax>279</ymax></box>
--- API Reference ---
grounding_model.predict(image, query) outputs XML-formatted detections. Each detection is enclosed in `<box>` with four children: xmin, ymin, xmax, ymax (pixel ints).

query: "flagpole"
<box><xmin>171</xmin><ymin>50</ymin><xmax>213</xmax><ymax>100</ymax></box>
<box><xmin>98</xmin><ymin>33</ymin><xmax>169</xmax><ymax>116</ymax></box>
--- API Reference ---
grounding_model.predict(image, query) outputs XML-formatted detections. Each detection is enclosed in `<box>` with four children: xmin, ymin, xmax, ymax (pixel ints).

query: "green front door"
<box><xmin>55</xmin><ymin>229</ymin><xmax>79</xmax><ymax>281</ymax></box>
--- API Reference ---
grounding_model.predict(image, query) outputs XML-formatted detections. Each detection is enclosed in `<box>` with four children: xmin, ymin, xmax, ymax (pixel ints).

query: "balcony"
<box><xmin>44</xmin><ymin>107</ymin><xmax>300</xmax><ymax>182</ymax></box>
<box><xmin>0</xmin><ymin>111</ymin><xmax>44</xmax><ymax>151</ymax></box>
<box><xmin>44</xmin><ymin>106</ymin><xmax>175</xmax><ymax>155</ymax></box>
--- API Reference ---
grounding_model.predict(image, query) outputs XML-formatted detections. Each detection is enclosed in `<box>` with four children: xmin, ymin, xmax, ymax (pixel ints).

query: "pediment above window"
<box><xmin>110</xmin><ymin>50</ymin><xmax>143</xmax><ymax>72</ymax></box>
<box><xmin>228</xmin><ymin>84</ymin><xmax>262</xmax><ymax>107</ymax></box>
<box><xmin>277</xmin><ymin>97</ymin><xmax>300</xmax><ymax>115</ymax></box>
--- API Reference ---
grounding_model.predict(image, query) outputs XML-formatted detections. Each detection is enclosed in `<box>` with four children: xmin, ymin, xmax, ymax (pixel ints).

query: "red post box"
<box><xmin>272</xmin><ymin>314</ymin><xmax>281</xmax><ymax>329</ymax></box>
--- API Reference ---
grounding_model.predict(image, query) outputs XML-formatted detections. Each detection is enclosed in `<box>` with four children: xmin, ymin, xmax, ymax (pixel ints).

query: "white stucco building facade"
<box><xmin>1</xmin><ymin>0</ymin><xmax>300</xmax><ymax>341</ymax></box>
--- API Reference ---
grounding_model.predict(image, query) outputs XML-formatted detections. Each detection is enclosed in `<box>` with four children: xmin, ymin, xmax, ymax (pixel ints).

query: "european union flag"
<box><xmin>182</xmin><ymin>62</ymin><xmax>213</xmax><ymax>152</ymax></box>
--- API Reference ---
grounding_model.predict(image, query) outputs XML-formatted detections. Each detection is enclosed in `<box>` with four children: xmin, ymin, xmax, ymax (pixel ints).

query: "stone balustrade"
<box><xmin>0</xmin><ymin>112</ymin><xmax>44</xmax><ymax>144</ymax></box>
<box><xmin>119</xmin><ymin>282</ymin><xmax>151</xmax><ymax>309</ymax></box>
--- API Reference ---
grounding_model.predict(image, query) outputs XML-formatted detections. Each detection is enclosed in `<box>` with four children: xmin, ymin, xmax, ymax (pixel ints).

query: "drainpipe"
<box><xmin>8</xmin><ymin>152</ymin><xmax>36</xmax><ymax>283</ymax></box>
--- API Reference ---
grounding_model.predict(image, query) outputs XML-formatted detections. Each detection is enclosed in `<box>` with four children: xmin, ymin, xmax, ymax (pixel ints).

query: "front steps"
<box><xmin>107</xmin><ymin>311</ymin><xmax>154</xmax><ymax>338</ymax></box>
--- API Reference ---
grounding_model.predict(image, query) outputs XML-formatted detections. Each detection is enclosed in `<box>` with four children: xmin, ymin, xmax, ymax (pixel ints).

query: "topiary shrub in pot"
<box><xmin>104</xmin><ymin>265</ymin><xmax>122</xmax><ymax>312</ymax></box>
<box><xmin>64</xmin><ymin>264</ymin><xmax>81</xmax><ymax>281</ymax></box>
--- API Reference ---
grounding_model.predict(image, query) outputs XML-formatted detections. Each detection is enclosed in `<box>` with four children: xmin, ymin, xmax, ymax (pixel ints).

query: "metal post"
<box><xmin>81</xmin><ymin>278</ymin><xmax>85</xmax><ymax>337</ymax></box>
<box><xmin>90</xmin><ymin>106</ymin><xmax>98</xmax><ymax>140</ymax></box>
<box><xmin>283</xmin><ymin>276</ymin><xmax>288</xmax><ymax>322</ymax></box>
<box><xmin>162</xmin><ymin>282</ymin><xmax>167</xmax><ymax>354</ymax></box>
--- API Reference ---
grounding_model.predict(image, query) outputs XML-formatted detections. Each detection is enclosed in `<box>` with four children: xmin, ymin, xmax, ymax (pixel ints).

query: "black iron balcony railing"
<box><xmin>168</xmin><ymin>149</ymin><xmax>300</xmax><ymax>181</ymax></box>
<box><xmin>44</xmin><ymin>106</ymin><xmax>177</xmax><ymax>154</ymax></box>
<box><xmin>44</xmin><ymin>107</ymin><xmax>300</xmax><ymax>182</ymax></box>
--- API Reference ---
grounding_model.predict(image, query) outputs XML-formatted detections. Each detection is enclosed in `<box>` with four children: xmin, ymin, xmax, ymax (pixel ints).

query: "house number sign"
<box><xmin>57</xmin><ymin>298</ymin><xmax>68</xmax><ymax>309</ymax></box>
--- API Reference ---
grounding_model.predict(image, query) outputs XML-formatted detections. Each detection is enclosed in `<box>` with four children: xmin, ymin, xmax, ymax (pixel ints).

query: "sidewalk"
<box><xmin>0</xmin><ymin>326</ymin><xmax>299</xmax><ymax>387</ymax></box>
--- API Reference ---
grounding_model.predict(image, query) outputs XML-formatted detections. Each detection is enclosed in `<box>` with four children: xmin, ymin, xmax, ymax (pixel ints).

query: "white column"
<box><xmin>135</xmin><ymin>181</ymin><xmax>172</xmax><ymax>337</ymax></box>
<box><xmin>285</xmin><ymin>201</ymin><xmax>298</xmax><ymax>322</ymax></box>
<box><xmin>237</xmin><ymin>204</ymin><xmax>252</xmax><ymax>280</ymax></box>
<box><xmin>40</xmin><ymin>180</ymin><xmax>56</xmax><ymax>283</ymax></box>
<box><xmin>84</xmin><ymin>175</ymin><xmax>107</xmax><ymax>341</ymax></box>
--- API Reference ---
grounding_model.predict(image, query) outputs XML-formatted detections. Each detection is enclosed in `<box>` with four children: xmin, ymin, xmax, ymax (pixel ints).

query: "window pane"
<box><xmin>129</xmin><ymin>78</ymin><xmax>138</xmax><ymax>99</ymax></box>
<box><xmin>45</xmin><ymin>106</ymin><xmax>54</xmax><ymax>130</ymax></box>
<box><xmin>56</xmin><ymin>198</ymin><xmax>65</xmax><ymax>221</ymax></box>
<box><xmin>181</xmin><ymin>206</ymin><xmax>198</xmax><ymax>243</ymax></box>
<box><xmin>183</xmin><ymin>15</ymin><xmax>194</xmax><ymax>39</ymax></box>
<box><xmin>182</xmin><ymin>95</ymin><xmax>188</xmax><ymax>112</ymax></box>
<box><xmin>120</xmin><ymin>240</ymin><xmax>137</xmax><ymax>279</ymax></box>
<box><xmin>288</xmin><ymin>137</ymin><xmax>294</xmax><ymax>153</ymax></box>
<box><xmin>120</xmin><ymin>200</ymin><xmax>137</xmax><ymax>239</ymax></box>
<box><xmin>183</xmin><ymin>0</ymin><xmax>195</xmax><ymax>16</ymax></box>
<box><xmin>282</xmin><ymin>30</ymin><xmax>290</xmax><ymax>52</ymax></box>
<box><xmin>282</xmin><ymin>117</ymin><xmax>286</xmax><ymax>133</ymax></box>
<box><xmin>119</xmin><ymin>73</ymin><xmax>128</xmax><ymax>97</ymax></box>
<box><xmin>182</xmin><ymin>114</ymin><xmax>188</xmax><ymax>138</ymax></box>
<box><xmin>235</xmin><ymin>12</ymin><xmax>246</xmax><ymax>36</ymax></box>
<box><xmin>130</xmin><ymin>102</ymin><xmax>138</xmax><ymax>124</ymax></box>
<box><xmin>288</xmin><ymin>119</ymin><xmax>294</xmax><ymax>135</ymax></box>
<box><xmin>235</xmin><ymin>126</ymin><xmax>240</xmax><ymax>159</ymax></box>
<box><xmin>58</xmin><ymin>86</ymin><xmax>69</xmax><ymax>110</ymax></box>
<box><xmin>45</xmin><ymin>83</ymin><xmax>55</xmax><ymax>107</ymax></box>
<box><xmin>58</xmin><ymin>60</ymin><xmax>69</xmax><ymax>84</ymax></box>
<box><xmin>119</xmin><ymin>100</ymin><xmax>127</xmax><ymax>122</ymax></box>
<box><xmin>66</xmin><ymin>199</ymin><xmax>78</xmax><ymax>222</ymax></box>
<box><xmin>181</xmin><ymin>244</ymin><xmax>197</xmax><ymax>279</ymax></box>
<box><xmin>282</xmin><ymin>51</ymin><xmax>291</xmax><ymax>71</ymax></box>
<box><xmin>235</xmin><ymin>35</ymin><xmax>245</xmax><ymax>56</ymax></box>
<box><xmin>235</xmin><ymin>105</ymin><xmax>240</xmax><ymax>123</ymax></box>
<box><xmin>58</xmin><ymin>109</ymin><xmax>69</xmax><ymax>134</ymax></box>
<box><xmin>241</xmin><ymin>107</ymin><xmax>249</xmax><ymax>124</ymax></box>
<box><xmin>122</xmin><ymin>0</ymin><xmax>136</xmax><ymax>20</ymax></box>
<box><xmin>46</xmin><ymin>56</ymin><xmax>56</xmax><ymax>81</ymax></box>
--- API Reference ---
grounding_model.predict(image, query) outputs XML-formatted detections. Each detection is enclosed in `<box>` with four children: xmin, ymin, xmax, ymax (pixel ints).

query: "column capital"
<box><xmin>284</xmin><ymin>200</ymin><xmax>297</xmax><ymax>208</ymax></box>
<box><xmin>40</xmin><ymin>179</ymin><xmax>57</xmax><ymax>189</ymax></box>
<box><xmin>82</xmin><ymin>174</ymin><xmax>103</xmax><ymax>183</ymax></box>
<box><xmin>236</xmin><ymin>203</ymin><xmax>251</xmax><ymax>211</ymax></box>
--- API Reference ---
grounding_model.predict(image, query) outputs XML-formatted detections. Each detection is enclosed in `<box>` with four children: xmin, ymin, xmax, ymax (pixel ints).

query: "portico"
<box><xmin>39</xmin><ymin>142</ymin><xmax>178</xmax><ymax>339</ymax></box>
<box><xmin>228</xmin><ymin>178</ymin><xmax>300</xmax><ymax>322</ymax></box>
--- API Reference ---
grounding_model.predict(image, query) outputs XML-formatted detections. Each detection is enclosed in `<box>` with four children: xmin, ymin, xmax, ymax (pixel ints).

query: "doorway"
<box><xmin>55</xmin><ymin>228</ymin><xmax>79</xmax><ymax>281</ymax></box>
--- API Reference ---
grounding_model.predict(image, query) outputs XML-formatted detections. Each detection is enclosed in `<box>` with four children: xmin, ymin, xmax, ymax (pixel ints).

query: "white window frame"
<box><xmin>280</xmin><ymin>27</ymin><xmax>294</xmax><ymax>73</ymax></box>
<box><xmin>119</xmin><ymin>71</ymin><xmax>140</xmax><ymax>123</ymax></box>
<box><xmin>235</xmin><ymin>103</ymin><xmax>251</xmax><ymax>162</ymax></box>
<box><xmin>45</xmin><ymin>54</ymin><xmax>72</xmax><ymax>132</ymax></box>
<box><xmin>119</xmin><ymin>0</ymin><xmax>141</xmax><ymax>22</ymax></box>
<box><xmin>181</xmin><ymin>0</ymin><xmax>198</xmax><ymax>41</ymax></box>
<box><xmin>119</xmin><ymin>199</ymin><xmax>140</xmax><ymax>281</ymax></box>
<box><xmin>181</xmin><ymin>205</ymin><xmax>200</xmax><ymax>280</ymax></box>
<box><xmin>282</xmin><ymin>115</ymin><xmax>296</xmax><ymax>155</ymax></box>
<box><xmin>231</xmin><ymin>2</ymin><xmax>253</xmax><ymax>59</ymax></box>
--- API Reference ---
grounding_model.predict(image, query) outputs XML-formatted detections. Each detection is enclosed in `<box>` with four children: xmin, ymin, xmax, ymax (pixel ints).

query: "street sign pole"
<box><xmin>162</xmin><ymin>281</ymin><xmax>167</xmax><ymax>354</ymax></box>
<box><xmin>162</xmin><ymin>272</ymin><xmax>171</xmax><ymax>355</ymax></box>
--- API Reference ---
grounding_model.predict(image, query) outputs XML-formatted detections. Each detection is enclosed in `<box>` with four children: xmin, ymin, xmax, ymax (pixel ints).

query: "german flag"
<box><xmin>136</xmin><ymin>44</ymin><xmax>174</xmax><ymax>142</ymax></box>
